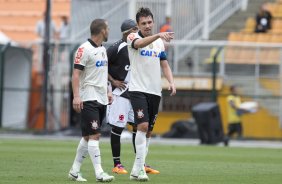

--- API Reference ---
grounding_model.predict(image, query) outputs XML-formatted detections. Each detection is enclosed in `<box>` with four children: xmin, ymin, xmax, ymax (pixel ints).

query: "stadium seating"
<box><xmin>0</xmin><ymin>0</ymin><xmax>70</xmax><ymax>42</ymax></box>
<box><xmin>225</xmin><ymin>33</ymin><xmax>282</xmax><ymax>65</ymax></box>
<box><xmin>260</xmin><ymin>78</ymin><xmax>280</xmax><ymax>96</ymax></box>
<box><xmin>224</xmin><ymin>0</ymin><xmax>282</xmax><ymax>66</ymax></box>
<box><xmin>241</xmin><ymin>17</ymin><xmax>256</xmax><ymax>33</ymax></box>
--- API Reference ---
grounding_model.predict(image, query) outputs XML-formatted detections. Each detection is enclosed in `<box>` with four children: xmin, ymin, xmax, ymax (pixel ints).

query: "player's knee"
<box><xmin>137</xmin><ymin>122</ymin><xmax>149</xmax><ymax>132</ymax></box>
<box><xmin>89</xmin><ymin>133</ymin><xmax>100</xmax><ymax>140</ymax></box>
<box><xmin>146</xmin><ymin>131</ymin><xmax>152</xmax><ymax>138</ymax></box>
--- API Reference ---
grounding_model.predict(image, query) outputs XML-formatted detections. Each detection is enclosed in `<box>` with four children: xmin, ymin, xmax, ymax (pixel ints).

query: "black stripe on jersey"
<box><xmin>87</xmin><ymin>39</ymin><xmax>99</xmax><ymax>48</ymax></box>
<box><xmin>131</xmin><ymin>38</ymin><xmax>139</xmax><ymax>50</ymax></box>
<box><xmin>74</xmin><ymin>64</ymin><xmax>85</xmax><ymax>70</ymax></box>
<box><xmin>138</xmin><ymin>31</ymin><xmax>144</xmax><ymax>38</ymax></box>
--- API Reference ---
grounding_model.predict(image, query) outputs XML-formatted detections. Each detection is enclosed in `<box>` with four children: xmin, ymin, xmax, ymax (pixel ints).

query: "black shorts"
<box><xmin>81</xmin><ymin>101</ymin><xmax>106</xmax><ymax>136</ymax></box>
<box><xmin>228</xmin><ymin>122</ymin><xmax>242</xmax><ymax>136</ymax></box>
<box><xmin>129</xmin><ymin>91</ymin><xmax>161</xmax><ymax>131</ymax></box>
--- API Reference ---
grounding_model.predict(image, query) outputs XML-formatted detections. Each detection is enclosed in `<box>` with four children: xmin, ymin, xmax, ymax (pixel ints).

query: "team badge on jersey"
<box><xmin>102</xmin><ymin>52</ymin><xmax>105</xmax><ymax>58</ymax></box>
<box><xmin>91</xmin><ymin>120</ymin><xmax>99</xmax><ymax>130</ymax></box>
<box><xmin>149</xmin><ymin>43</ymin><xmax>153</xmax><ymax>49</ymax></box>
<box><xmin>136</xmin><ymin>109</ymin><xmax>144</xmax><ymax>119</ymax></box>
<box><xmin>74</xmin><ymin>47</ymin><xmax>84</xmax><ymax>64</ymax></box>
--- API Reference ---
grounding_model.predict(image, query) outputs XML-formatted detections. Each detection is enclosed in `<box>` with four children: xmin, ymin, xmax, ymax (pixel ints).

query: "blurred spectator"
<box><xmin>224</xmin><ymin>85</ymin><xmax>248</xmax><ymax>146</ymax></box>
<box><xmin>58</xmin><ymin>16</ymin><xmax>70</xmax><ymax>55</ymax></box>
<box><xmin>35</xmin><ymin>12</ymin><xmax>57</xmax><ymax>40</ymax></box>
<box><xmin>59</xmin><ymin>16</ymin><xmax>70</xmax><ymax>41</ymax></box>
<box><xmin>254</xmin><ymin>3</ymin><xmax>272</xmax><ymax>33</ymax></box>
<box><xmin>160</xmin><ymin>16</ymin><xmax>172</xmax><ymax>32</ymax></box>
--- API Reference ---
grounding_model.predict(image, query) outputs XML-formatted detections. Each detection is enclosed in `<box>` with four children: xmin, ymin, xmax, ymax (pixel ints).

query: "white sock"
<box><xmin>88</xmin><ymin>140</ymin><xmax>104</xmax><ymax>176</ymax></box>
<box><xmin>132</xmin><ymin>131</ymin><xmax>146</xmax><ymax>175</ymax></box>
<box><xmin>71</xmin><ymin>138</ymin><xmax>88</xmax><ymax>173</ymax></box>
<box><xmin>145</xmin><ymin>137</ymin><xmax>151</xmax><ymax>158</ymax></box>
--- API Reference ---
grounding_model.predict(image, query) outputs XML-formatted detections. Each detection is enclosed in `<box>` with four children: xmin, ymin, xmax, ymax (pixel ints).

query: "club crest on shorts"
<box><xmin>136</xmin><ymin>109</ymin><xmax>144</xmax><ymax>119</ymax></box>
<box><xmin>91</xmin><ymin>120</ymin><xmax>99</xmax><ymax>130</ymax></box>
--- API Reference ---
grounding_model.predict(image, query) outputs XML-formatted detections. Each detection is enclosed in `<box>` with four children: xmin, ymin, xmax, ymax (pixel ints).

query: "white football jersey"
<box><xmin>127</xmin><ymin>32</ymin><xmax>166</xmax><ymax>96</ymax></box>
<box><xmin>73</xmin><ymin>39</ymin><xmax>108</xmax><ymax>105</ymax></box>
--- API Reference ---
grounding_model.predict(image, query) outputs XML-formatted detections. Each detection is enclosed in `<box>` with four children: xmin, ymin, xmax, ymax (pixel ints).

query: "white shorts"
<box><xmin>107</xmin><ymin>95</ymin><xmax>134</xmax><ymax>128</ymax></box>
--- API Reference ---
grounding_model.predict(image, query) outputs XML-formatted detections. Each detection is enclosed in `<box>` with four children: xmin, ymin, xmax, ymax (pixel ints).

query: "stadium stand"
<box><xmin>0</xmin><ymin>0</ymin><xmax>70</xmax><ymax>42</ymax></box>
<box><xmin>260</xmin><ymin>78</ymin><xmax>280</xmax><ymax>96</ymax></box>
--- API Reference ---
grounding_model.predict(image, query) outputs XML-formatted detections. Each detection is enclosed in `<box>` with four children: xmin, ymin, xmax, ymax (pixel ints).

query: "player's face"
<box><xmin>138</xmin><ymin>16</ymin><xmax>154</xmax><ymax>37</ymax></box>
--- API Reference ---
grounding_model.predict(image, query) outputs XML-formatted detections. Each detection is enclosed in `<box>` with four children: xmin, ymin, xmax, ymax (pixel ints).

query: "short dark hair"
<box><xmin>90</xmin><ymin>19</ymin><xmax>107</xmax><ymax>35</ymax></box>
<box><xmin>136</xmin><ymin>7</ymin><xmax>154</xmax><ymax>23</ymax></box>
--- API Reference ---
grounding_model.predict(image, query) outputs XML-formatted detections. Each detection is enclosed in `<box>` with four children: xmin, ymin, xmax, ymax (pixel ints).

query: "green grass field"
<box><xmin>0</xmin><ymin>138</ymin><xmax>282</xmax><ymax>184</ymax></box>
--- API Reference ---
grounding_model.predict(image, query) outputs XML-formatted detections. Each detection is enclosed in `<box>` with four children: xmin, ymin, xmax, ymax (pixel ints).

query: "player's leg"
<box><xmin>108</xmin><ymin>95</ymin><xmax>130</xmax><ymax>174</ymax></box>
<box><xmin>131</xmin><ymin>125</ymin><xmax>137</xmax><ymax>153</ymax></box>
<box><xmin>129</xmin><ymin>92</ymin><xmax>149</xmax><ymax>181</ymax></box>
<box><xmin>83</xmin><ymin>101</ymin><xmax>114</xmax><ymax>182</ymax></box>
<box><xmin>144</xmin><ymin>94</ymin><xmax>161</xmax><ymax>174</ymax></box>
<box><xmin>236</xmin><ymin>122</ymin><xmax>243</xmax><ymax>139</ymax></box>
<box><xmin>110</xmin><ymin>125</ymin><xmax>128</xmax><ymax>174</ymax></box>
<box><xmin>228</xmin><ymin>123</ymin><xmax>237</xmax><ymax>137</ymax></box>
<box><xmin>68</xmin><ymin>136</ymin><xmax>88</xmax><ymax>181</ymax></box>
<box><xmin>224</xmin><ymin>123</ymin><xmax>236</xmax><ymax>146</ymax></box>
<box><xmin>128</xmin><ymin>101</ymin><xmax>137</xmax><ymax>153</ymax></box>
<box><xmin>68</xmin><ymin>110</ymin><xmax>88</xmax><ymax>181</ymax></box>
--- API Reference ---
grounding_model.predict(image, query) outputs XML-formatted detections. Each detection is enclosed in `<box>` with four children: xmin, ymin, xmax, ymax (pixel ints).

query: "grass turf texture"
<box><xmin>0</xmin><ymin>139</ymin><xmax>282</xmax><ymax>184</ymax></box>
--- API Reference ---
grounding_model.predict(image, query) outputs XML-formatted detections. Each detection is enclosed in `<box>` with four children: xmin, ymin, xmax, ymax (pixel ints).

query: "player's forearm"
<box><xmin>108</xmin><ymin>74</ymin><xmax>115</xmax><ymax>83</ymax></box>
<box><xmin>161</xmin><ymin>60</ymin><xmax>174</xmax><ymax>84</ymax></box>
<box><xmin>163</xmin><ymin>68</ymin><xmax>174</xmax><ymax>85</ymax></box>
<box><xmin>107</xmin><ymin>81</ymin><xmax>112</xmax><ymax>93</ymax></box>
<box><xmin>72</xmin><ymin>71</ymin><xmax>80</xmax><ymax>97</ymax></box>
<box><xmin>134</xmin><ymin>34</ymin><xmax>160</xmax><ymax>48</ymax></box>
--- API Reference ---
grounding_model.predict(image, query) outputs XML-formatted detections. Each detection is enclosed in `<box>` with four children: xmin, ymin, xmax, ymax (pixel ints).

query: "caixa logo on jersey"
<box><xmin>140</xmin><ymin>50</ymin><xmax>165</xmax><ymax>58</ymax></box>
<box><xmin>96</xmin><ymin>60</ymin><xmax>108</xmax><ymax>67</ymax></box>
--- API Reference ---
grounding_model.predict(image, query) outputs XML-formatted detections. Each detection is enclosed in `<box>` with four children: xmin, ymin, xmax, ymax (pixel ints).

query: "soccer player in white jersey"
<box><xmin>127</xmin><ymin>7</ymin><xmax>176</xmax><ymax>181</ymax></box>
<box><xmin>107</xmin><ymin>19</ymin><xmax>160</xmax><ymax>175</ymax></box>
<box><xmin>68</xmin><ymin>19</ymin><xmax>114</xmax><ymax>182</ymax></box>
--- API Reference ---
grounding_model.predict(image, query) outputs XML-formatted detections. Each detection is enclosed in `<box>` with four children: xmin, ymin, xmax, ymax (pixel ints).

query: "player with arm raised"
<box><xmin>127</xmin><ymin>7</ymin><xmax>176</xmax><ymax>181</ymax></box>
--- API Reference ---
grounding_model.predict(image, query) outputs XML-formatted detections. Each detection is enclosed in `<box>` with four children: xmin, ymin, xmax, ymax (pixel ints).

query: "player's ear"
<box><xmin>101</xmin><ymin>28</ymin><xmax>106</xmax><ymax>35</ymax></box>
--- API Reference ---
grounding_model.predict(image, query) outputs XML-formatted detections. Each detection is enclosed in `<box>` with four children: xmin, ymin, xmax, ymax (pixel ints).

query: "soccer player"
<box><xmin>107</xmin><ymin>19</ymin><xmax>160</xmax><ymax>175</ymax></box>
<box><xmin>68</xmin><ymin>19</ymin><xmax>114</xmax><ymax>182</ymax></box>
<box><xmin>127</xmin><ymin>7</ymin><xmax>176</xmax><ymax>181</ymax></box>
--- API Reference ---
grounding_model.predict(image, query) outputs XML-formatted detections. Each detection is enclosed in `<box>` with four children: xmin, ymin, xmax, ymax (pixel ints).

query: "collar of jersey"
<box><xmin>87</xmin><ymin>39</ymin><xmax>101</xmax><ymax>48</ymax></box>
<box><xmin>138</xmin><ymin>31</ymin><xmax>144</xmax><ymax>38</ymax></box>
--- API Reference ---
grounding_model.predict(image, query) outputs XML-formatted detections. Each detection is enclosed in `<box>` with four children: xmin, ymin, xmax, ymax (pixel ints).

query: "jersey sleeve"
<box><xmin>159</xmin><ymin>39</ymin><xmax>167</xmax><ymax>61</ymax></box>
<box><xmin>74</xmin><ymin>46</ymin><xmax>87</xmax><ymax>70</ymax></box>
<box><xmin>127</xmin><ymin>33</ymin><xmax>138</xmax><ymax>50</ymax></box>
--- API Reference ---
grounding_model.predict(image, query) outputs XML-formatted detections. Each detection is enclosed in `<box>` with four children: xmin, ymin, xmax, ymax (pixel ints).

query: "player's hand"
<box><xmin>108</xmin><ymin>92</ymin><xmax>113</xmax><ymax>105</ymax></box>
<box><xmin>168</xmin><ymin>83</ymin><xmax>176</xmax><ymax>96</ymax></box>
<box><xmin>73</xmin><ymin>96</ymin><xmax>83</xmax><ymax>113</ymax></box>
<box><xmin>158</xmin><ymin>32</ymin><xmax>174</xmax><ymax>42</ymax></box>
<box><xmin>112</xmin><ymin>79</ymin><xmax>127</xmax><ymax>90</ymax></box>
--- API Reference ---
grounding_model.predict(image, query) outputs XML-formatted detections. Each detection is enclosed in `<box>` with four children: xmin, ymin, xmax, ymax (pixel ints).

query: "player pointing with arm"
<box><xmin>127</xmin><ymin>7</ymin><xmax>176</xmax><ymax>181</ymax></box>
